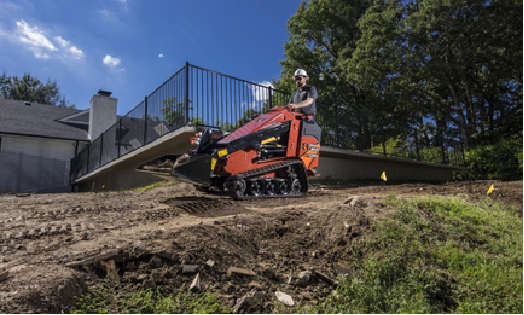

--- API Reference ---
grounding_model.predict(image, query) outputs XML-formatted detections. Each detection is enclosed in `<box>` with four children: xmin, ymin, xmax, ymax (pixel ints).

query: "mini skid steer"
<box><xmin>172</xmin><ymin>107</ymin><xmax>321</xmax><ymax>199</ymax></box>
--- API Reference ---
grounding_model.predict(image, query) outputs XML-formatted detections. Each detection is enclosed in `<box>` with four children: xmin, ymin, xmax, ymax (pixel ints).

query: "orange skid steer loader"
<box><xmin>173</xmin><ymin>107</ymin><xmax>321</xmax><ymax>199</ymax></box>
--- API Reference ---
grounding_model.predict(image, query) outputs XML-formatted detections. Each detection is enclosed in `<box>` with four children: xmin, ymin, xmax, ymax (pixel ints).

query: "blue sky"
<box><xmin>0</xmin><ymin>0</ymin><xmax>303</xmax><ymax>115</ymax></box>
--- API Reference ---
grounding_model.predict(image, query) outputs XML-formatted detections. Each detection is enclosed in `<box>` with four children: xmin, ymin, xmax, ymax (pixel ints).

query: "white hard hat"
<box><xmin>294</xmin><ymin>69</ymin><xmax>308</xmax><ymax>77</ymax></box>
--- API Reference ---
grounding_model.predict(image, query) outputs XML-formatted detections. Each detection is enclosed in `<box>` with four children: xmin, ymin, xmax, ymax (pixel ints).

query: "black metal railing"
<box><xmin>317</xmin><ymin>106</ymin><xmax>465</xmax><ymax>166</ymax></box>
<box><xmin>69</xmin><ymin>63</ymin><xmax>291</xmax><ymax>183</ymax></box>
<box><xmin>70</xmin><ymin>62</ymin><xmax>464</xmax><ymax>183</ymax></box>
<box><xmin>186</xmin><ymin>64</ymin><xmax>289</xmax><ymax>130</ymax></box>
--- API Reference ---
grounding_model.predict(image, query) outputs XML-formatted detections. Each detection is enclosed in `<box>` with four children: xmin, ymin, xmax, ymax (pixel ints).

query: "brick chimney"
<box><xmin>88</xmin><ymin>90</ymin><xmax>117</xmax><ymax>141</ymax></box>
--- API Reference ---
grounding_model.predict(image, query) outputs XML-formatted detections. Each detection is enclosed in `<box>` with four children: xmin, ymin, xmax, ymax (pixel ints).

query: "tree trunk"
<box><xmin>464</xmin><ymin>76</ymin><xmax>477</xmax><ymax>145</ymax></box>
<box><xmin>356</xmin><ymin>111</ymin><xmax>363</xmax><ymax>151</ymax></box>
<box><xmin>447</xmin><ymin>80</ymin><xmax>470</xmax><ymax>151</ymax></box>
<box><xmin>363</xmin><ymin>114</ymin><xmax>371</xmax><ymax>150</ymax></box>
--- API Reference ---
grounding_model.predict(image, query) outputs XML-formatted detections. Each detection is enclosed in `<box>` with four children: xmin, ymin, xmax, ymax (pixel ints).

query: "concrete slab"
<box><xmin>321</xmin><ymin>146</ymin><xmax>464</xmax><ymax>170</ymax></box>
<box><xmin>75</xmin><ymin>126</ymin><xmax>196</xmax><ymax>184</ymax></box>
<box><xmin>317</xmin><ymin>146</ymin><xmax>466</xmax><ymax>181</ymax></box>
<box><xmin>74</xmin><ymin>127</ymin><xmax>196</xmax><ymax>191</ymax></box>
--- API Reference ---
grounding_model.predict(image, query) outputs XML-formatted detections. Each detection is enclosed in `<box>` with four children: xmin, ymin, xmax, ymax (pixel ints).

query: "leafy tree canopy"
<box><xmin>276</xmin><ymin>0</ymin><xmax>522</xmax><ymax>178</ymax></box>
<box><xmin>0</xmin><ymin>71</ymin><xmax>75</xmax><ymax>109</ymax></box>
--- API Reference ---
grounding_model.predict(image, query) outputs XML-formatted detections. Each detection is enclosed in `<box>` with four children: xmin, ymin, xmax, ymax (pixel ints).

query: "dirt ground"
<box><xmin>0</xmin><ymin>180</ymin><xmax>521</xmax><ymax>313</ymax></box>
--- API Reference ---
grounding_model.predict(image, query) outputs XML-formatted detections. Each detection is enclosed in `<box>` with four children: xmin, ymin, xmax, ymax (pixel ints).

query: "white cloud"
<box><xmin>53</xmin><ymin>35</ymin><xmax>84</xmax><ymax>59</ymax></box>
<box><xmin>0</xmin><ymin>20</ymin><xmax>84</xmax><ymax>61</ymax></box>
<box><xmin>16</xmin><ymin>20</ymin><xmax>57</xmax><ymax>52</ymax></box>
<box><xmin>248</xmin><ymin>81</ymin><xmax>274</xmax><ymax>109</ymax></box>
<box><xmin>103</xmin><ymin>54</ymin><xmax>124</xmax><ymax>71</ymax></box>
<box><xmin>54</xmin><ymin>35</ymin><xmax>69</xmax><ymax>47</ymax></box>
<box><xmin>34</xmin><ymin>52</ymin><xmax>50</xmax><ymax>59</ymax></box>
<box><xmin>103</xmin><ymin>54</ymin><xmax>121</xmax><ymax>67</ymax></box>
<box><xmin>158</xmin><ymin>53</ymin><xmax>163</xmax><ymax>58</ymax></box>
<box><xmin>69</xmin><ymin>46</ymin><xmax>84</xmax><ymax>59</ymax></box>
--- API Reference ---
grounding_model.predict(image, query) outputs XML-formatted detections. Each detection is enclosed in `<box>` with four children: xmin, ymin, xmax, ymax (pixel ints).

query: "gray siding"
<box><xmin>0</xmin><ymin>136</ymin><xmax>78</xmax><ymax>193</ymax></box>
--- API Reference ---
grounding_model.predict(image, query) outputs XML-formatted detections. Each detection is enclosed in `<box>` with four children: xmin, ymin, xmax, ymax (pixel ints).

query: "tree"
<box><xmin>274</xmin><ymin>0</ymin><xmax>374</xmax><ymax>149</ymax></box>
<box><xmin>160</xmin><ymin>97</ymin><xmax>203</xmax><ymax>127</ymax></box>
<box><xmin>278</xmin><ymin>0</ymin><xmax>522</xmax><ymax>177</ymax></box>
<box><xmin>0</xmin><ymin>71</ymin><xmax>75</xmax><ymax>108</ymax></box>
<box><xmin>350</xmin><ymin>0</ymin><xmax>522</xmax><ymax>150</ymax></box>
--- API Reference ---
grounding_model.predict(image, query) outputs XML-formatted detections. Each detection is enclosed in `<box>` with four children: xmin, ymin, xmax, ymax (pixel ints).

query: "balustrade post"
<box><xmin>144</xmin><ymin>97</ymin><xmax>148</xmax><ymax>145</ymax></box>
<box><xmin>185</xmin><ymin>61</ymin><xmax>189</xmax><ymax>124</ymax></box>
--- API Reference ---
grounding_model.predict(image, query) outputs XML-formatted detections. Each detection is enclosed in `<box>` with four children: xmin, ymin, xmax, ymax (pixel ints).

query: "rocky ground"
<box><xmin>0</xmin><ymin>180</ymin><xmax>521</xmax><ymax>313</ymax></box>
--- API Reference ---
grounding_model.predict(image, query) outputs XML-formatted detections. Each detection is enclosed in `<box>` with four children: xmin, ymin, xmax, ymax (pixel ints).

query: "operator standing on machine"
<box><xmin>284</xmin><ymin>69</ymin><xmax>318</xmax><ymax>121</ymax></box>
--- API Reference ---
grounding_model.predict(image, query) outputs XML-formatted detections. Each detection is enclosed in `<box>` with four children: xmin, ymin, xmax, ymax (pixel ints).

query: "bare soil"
<box><xmin>0</xmin><ymin>180</ymin><xmax>521</xmax><ymax>313</ymax></box>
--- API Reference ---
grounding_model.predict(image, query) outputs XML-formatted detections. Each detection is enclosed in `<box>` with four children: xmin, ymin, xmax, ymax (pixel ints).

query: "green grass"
<box><xmin>72</xmin><ymin>281</ymin><xmax>230</xmax><ymax>314</ymax></box>
<box><xmin>313</xmin><ymin>196</ymin><xmax>523</xmax><ymax>314</ymax></box>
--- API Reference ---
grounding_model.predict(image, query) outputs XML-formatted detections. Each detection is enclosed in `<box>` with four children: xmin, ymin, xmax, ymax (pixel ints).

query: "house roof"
<box><xmin>0</xmin><ymin>99</ymin><xmax>89</xmax><ymax>141</ymax></box>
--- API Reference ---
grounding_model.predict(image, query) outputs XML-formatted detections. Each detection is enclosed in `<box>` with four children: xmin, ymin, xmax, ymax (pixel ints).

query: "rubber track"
<box><xmin>226</xmin><ymin>159</ymin><xmax>307</xmax><ymax>200</ymax></box>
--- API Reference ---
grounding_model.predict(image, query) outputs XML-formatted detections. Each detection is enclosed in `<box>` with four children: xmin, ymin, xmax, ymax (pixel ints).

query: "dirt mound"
<box><xmin>0</xmin><ymin>181</ymin><xmax>521</xmax><ymax>313</ymax></box>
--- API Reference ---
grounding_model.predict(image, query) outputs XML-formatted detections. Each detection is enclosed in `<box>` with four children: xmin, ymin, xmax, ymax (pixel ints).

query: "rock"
<box><xmin>343</xmin><ymin>196</ymin><xmax>361</xmax><ymax>207</ymax></box>
<box><xmin>181</xmin><ymin>265</ymin><xmax>199</xmax><ymax>274</ymax></box>
<box><xmin>82</xmin><ymin>232</ymin><xmax>93</xmax><ymax>240</ymax></box>
<box><xmin>99</xmin><ymin>260</ymin><xmax>118</xmax><ymax>283</ymax></box>
<box><xmin>261</xmin><ymin>268</ymin><xmax>278</xmax><ymax>281</ymax></box>
<box><xmin>222</xmin><ymin>283</ymin><xmax>233</xmax><ymax>294</ymax></box>
<box><xmin>143</xmin><ymin>278</ymin><xmax>156</xmax><ymax>290</ymax></box>
<box><xmin>275</xmin><ymin>291</ymin><xmax>295</xmax><ymax>307</ymax></box>
<box><xmin>190</xmin><ymin>273</ymin><xmax>202</xmax><ymax>292</ymax></box>
<box><xmin>0</xmin><ymin>271</ymin><xmax>8</xmax><ymax>282</ymax></box>
<box><xmin>149</xmin><ymin>255</ymin><xmax>163</xmax><ymax>268</ymax></box>
<box><xmin>232</xmin><ymin>289</ymin><xmax>257</xmax><ymax>313</ymax></box>
<box><xmin>296</xmin><ymin>271</ymin><xmax>314</xmax><ymax>286</ymax></box>
<box><xmin>300</xmin><ymin>291</ymin><xmax>313</xmax><ymax>300</ymax></box>
<box><xmin>299</xmin><ymin>271</ymin><xmax>313</xmax><ymax>281</ymax></box>
<box><xmin>151</xmin><ymin>270</ymin><xmax>163</xmax><ymax>282</ymax></box>
<box><xmin>156</xmin><ymin>250</ymin><xmax>176</xmax><ymax>261</ymax></box>
<box><xmin>248</xmin><ymin>281</ymin><xmax>264</xmax><ymax>290</ymax></box>
<box><xmin>315</xmin><ymin>271</ymin><xmax>334</xmax><ymax>285</ymax></box>
<box><xmin>220</xmin><ymin>295</ymin><xmax>236</xmax><ymax>309</ymax></box>
<box><xmin>227</xmin><ymin>267</ymin><xmax>256</xmax><ymax>277</ymax></box>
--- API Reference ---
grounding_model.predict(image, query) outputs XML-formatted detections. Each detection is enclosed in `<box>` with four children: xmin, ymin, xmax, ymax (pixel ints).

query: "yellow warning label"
<box><xmin>210</xmin><ymin>158</ymin><xmax>217</xmax><ymax>170</ymax></box>
<box><xmin>217</xmin><ymin>149</ymin><xmax>228</xmax><ymax>157</ymax></box>
<box><xmin>261</xmin><ymin>137</ymin><xmax>278</xmax><ymax>145</ymax></box>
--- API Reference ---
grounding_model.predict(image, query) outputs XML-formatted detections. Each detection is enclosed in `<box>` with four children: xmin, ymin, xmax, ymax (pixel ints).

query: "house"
<box><xmin>0</xmin><ymin>91</ymin><xmax>117</xmax><ymax>193</ymax></box>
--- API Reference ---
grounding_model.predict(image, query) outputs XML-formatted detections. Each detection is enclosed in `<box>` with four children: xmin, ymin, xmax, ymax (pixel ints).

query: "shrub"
<box><xmin>456</xmin><ymin>133</ymin><xmax>523</xmax><ymax>180</ymax></box>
